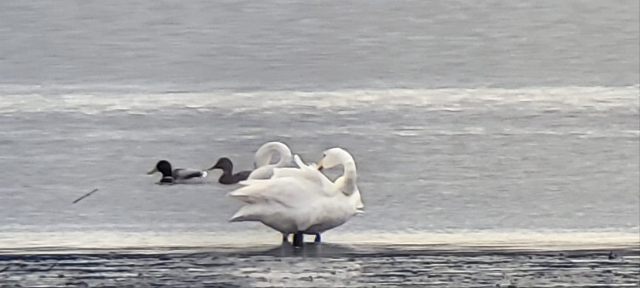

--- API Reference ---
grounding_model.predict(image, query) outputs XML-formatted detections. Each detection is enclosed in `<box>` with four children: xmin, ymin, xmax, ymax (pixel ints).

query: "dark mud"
<box><xmin>1</xmin><ymin>244</ymin><xmax>638</xmax><ymax>287</ymax></box>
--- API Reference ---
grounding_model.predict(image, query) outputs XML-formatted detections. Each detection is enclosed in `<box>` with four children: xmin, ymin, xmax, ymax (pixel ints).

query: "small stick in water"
<box><xmin>72</xmin><ymin>189</ymin><xmax>100</xmax><ymax>204</ymax></box>
<box><xmin>43</xmin><ymin>261</ymin><xmax>58</xmax><ymax>271</ymax></box>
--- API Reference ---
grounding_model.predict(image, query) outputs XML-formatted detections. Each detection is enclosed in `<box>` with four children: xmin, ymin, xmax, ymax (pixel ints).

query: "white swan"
<box><xmin>228</xmin><ymin>147</ymin><xmax>363</xmax><ymax>246</ymax></box>
<box><xmin>247</xmin><ymin>141</ymin><xmax>293</xmax><ymax>180</ymax></box>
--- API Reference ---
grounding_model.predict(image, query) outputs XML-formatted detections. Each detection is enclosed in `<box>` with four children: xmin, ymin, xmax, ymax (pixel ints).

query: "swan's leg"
<box><xmin>292</xmin><ymin>233</ymin><xmax>304</xmax><ymax>247</ymax></box>
<box><xmin>314</xmin><ymin>233</ymin><xmax>321</xmax><ymax>243</ymax></box>
<box><xmin>282</xmin><ymin>233</ymin><xmax>289</xmax><ymax>243</ymax></box>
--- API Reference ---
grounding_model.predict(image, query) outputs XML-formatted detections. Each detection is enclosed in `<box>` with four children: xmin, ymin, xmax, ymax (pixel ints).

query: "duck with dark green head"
<box><xmin>208</xmin><ymin>157</ymin><xmax>252</xmax><ymax>184</ymax></box>
<box><xmin>147</xmin><ymin>160</ymin><xmax>208</xmax><ymax>184</ymax></box>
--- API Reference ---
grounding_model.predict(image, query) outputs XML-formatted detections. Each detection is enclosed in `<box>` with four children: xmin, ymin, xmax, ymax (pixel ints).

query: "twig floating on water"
<box><xmin>43</xmin><ymin>261</ymin><xmax>58</xmax><ymax>271</ymax></box>
<box><xmin>72</xmin><ymin>189</ymin><xmax>100</xmax><ymax>204</ymax></box>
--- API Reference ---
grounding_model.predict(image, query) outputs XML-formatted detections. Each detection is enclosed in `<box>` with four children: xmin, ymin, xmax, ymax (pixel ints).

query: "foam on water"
<box><xmin>0</xmin><ymin>86</ymin><xmax>638</xmax><ymax>114</ymax></box>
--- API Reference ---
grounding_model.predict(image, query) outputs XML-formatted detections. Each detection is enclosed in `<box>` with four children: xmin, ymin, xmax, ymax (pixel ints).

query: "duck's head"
<box><xmin>208</xmin><ymin>157</ymin><xmax>233</xmax><ymax>171</ymax></box>
<box><xmin>148</xmin><ymin>160</ymin><xmax>172</xmax><ymax>177</ymax></box>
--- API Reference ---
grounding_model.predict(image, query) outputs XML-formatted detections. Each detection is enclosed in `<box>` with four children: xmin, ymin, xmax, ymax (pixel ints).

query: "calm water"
<box><xmin>0</xmin><ymin>0</ymin><xmax>638</xmax><ymax>250</ymax></box>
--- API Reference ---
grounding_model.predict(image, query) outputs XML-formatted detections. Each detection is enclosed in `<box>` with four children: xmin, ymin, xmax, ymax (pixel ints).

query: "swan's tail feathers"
<box><xmin>228</xmin><ymin>181</ymin><xmax>273</xmax><ymax>203</ymax></box>
<box><xmin>230</xmin><ymin>206</ymin><xmax>253</xmax><ymax>222</ymax></box>
<box><xmin>229</xmin><ymin>205</ymin><xmax>262</xmax><ymax>222</ymax></box>
<box><xmin>294</xmin><ymin>154</ymin><xmax>318</xmax><ymax>170</ymax></box>
<box><xmin>293</xmin><ymin>155</ymin><xmax>305</xmax><ymax>168</ymax></box>
<box><xmin>237</xmin><ymin>179</ymin><xmax>265</xmax><ymax>186</ymax></box>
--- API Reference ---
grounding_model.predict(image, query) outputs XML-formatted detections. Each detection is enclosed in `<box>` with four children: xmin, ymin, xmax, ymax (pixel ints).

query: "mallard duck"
<box><xmin>147</xmin><ymin>160</ymin><xmax>208</xmax><ymax>184</ymax></box>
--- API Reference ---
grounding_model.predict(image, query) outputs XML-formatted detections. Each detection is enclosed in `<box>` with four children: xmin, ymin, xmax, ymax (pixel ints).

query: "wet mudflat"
<box><xmin>1</xmin><ymin>244</ymin><xmax>638</xmax><ymax>287</ymax></box>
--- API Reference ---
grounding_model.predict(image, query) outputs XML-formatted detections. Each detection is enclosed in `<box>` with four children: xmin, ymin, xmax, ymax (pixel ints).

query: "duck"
<box><xmin>208</xmin><ymin>157</ymin><xmax>252</xmax><ymax>184</ymax></box>
<box><xmin>147</xmin><ymin>160</ymin><xmax>208</xmax><ymax>184</ymax></box>
<box><xmin>247</xmin><ymin>141</ymin><xmax>293</xmax><ymax>180</ymax></box>
<box><xmin>228</xmin><ymin>148</ymin><xmax>364</xmax><ymax>247</ymax></box>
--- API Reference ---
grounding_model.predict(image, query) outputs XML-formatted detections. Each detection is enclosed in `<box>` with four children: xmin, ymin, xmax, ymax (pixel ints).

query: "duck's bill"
<box><xmin>207</xmin><ymin>165</ymin><xmax>217</xmax><ymax>171</ymax></box>
<box><xmin>355</xmin><ymin>209</ymin><xmax>365</xmax><ymax>215</ymax></box>
<box><xmin>147</xmin><ymin>167</ymin><xmax>158</xmax><ymax>175</ymax></box>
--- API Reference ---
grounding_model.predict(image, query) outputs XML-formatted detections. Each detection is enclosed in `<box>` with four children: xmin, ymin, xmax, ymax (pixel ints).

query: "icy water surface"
<box><xmin>1</xmin><ymin>0</ymin><xmax>639</xmax><ymax>286</ymax></box>
<box><xmin>1</xmin><ymin>87</ymin><xmax>638</xmax><ymax>235</ymax></box>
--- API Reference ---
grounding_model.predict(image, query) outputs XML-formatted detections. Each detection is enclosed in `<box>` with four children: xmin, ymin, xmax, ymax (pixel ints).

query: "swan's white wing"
<box><xmin>246</xmin><ymin>165</ymin><xmax>274</xmax><ymax>180</ymax></box>
<box><xmin>271</xmin><ymin>167</ymin><xmax>307</xmax><ymax>179</ymax></box>
<box><xmin>230</xmin><ymin>177</ymin><xmax>320</xmax><ymax>206</ymax></box>
<box><xmin>270</xmin><ymin>155</ymin><xmax>338</xmax><ymax>195</ymax></box>
<box><xmin>229</xmin><ymin>177</ymin><xmax>325</xmax><ymax>231</ymax></box>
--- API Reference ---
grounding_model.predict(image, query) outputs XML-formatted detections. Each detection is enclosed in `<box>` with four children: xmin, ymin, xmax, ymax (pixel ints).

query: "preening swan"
<box><xmin>208</xmin><ymin>157</ymin><xmax>252</xmax><ymax>184</ymax></box>
<box><xmin>248</xmin><ymin>141</ymin><xmax>319</xmax><ymax>243</ymax></box>
<box><xmin>247</xmin><ymin>141</ymin><xmax>293</xmax><ymax>180</ymax></box>
<box><xmin>207</xmin><ymin>142</ymin><xmax>292</xmax><ymax>184</ymax></box>
<box><xmin>228</xmin><ymin>147</ymin><xmax>364</xmax><ymax>247</ymax></box>
<box><xmin>147</xmin><ymin>160</ymin><xmax>208</xmax><ymax>184</ymax></box>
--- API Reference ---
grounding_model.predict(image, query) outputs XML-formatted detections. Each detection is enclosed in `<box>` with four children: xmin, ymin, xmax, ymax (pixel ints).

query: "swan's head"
<box><xmin>208</xmin><ymin>157</ymin><xmax>233</xmax><ymax>171</ymax></box>
<box><xmin>316</xmin><ymin>147</ymin><xmax>354</xmax><ymax>170</ymax></box>
<box><xmin>148</xmin><ymin>160</ymin><xmax>172</xmax><ymax>177</ymax></box>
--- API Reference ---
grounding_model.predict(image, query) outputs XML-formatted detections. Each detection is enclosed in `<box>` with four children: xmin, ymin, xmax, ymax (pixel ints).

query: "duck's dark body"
<box><xmin>208</xmin><ymin>157</ymin><xmax>251</xmax><ymax>184</ymax></box>
<box><xmin>219</xmin><ymin>170</ymin><xmax>252</xmax><ymax>184</ymax></box>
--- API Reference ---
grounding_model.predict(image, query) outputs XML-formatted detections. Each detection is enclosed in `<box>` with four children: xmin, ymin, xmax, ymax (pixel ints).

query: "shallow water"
<box><xmin>1</xmin><ymin>244</ymin><xmax>639</xmax><ymax>287</ymax></box>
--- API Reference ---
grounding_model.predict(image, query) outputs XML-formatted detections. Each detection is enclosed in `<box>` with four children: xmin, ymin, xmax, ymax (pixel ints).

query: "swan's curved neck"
<box><xmin>255</xmin><ymin>142</ymin><xmax>292</xmax><ymax>168</ymax></box>
<box><xmin>339</xmin><ymin>159</ymin><xmax>357</xmax><ymax>196</ymax></box>
<box><xmin>274</xmin><ymin>147</ymin><xmax>293</xmax><ymax>167</ymax></box>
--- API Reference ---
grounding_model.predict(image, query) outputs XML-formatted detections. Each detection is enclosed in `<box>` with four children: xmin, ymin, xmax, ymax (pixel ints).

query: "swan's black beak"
<box><xmin>316</xmin><ymin>160</ymin><xmax>324</xmax><ymax>171</ymax></box>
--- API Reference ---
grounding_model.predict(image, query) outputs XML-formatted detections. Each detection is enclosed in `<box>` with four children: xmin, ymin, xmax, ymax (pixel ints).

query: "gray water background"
<box><xmin>0</xmin><ymin>0</ymin><xmax>638</xmax><ymax>248</ymax></box>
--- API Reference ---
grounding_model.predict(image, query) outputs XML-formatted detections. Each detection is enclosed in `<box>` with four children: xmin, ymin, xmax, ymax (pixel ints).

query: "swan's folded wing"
<box><xmin>229</xmin><ymin>196</ymin><xmax>317</xmax><ymax>232</ymax></box>
<box><xmin>246</xmin><ymin>165</ymin><xmax>274</xmax><ymax>180</ymax></box>
<box><xmin>229</xmin><ymin>177</ymin><xmax>321</xmax><ymax>207</ymax></box>
<box><xmin>248</xmin><ymin>155</ymin><xmax>317</xmax><ymax>181</ymax></box>
<box><xmin>272</xmin><ymin>155</ymin><xmax>335</xmax><ymax>191</ymax></box>
<box><xmin>271</xmin><ymin>167</ymin><xmax>309</xmax><ymax>179</ymax></box>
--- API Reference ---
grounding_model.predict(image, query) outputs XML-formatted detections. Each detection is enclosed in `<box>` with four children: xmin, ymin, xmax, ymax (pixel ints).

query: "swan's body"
<box><xmin>148</xmin><ymin>160</ymin><xmax>208</xmax><ymax>184</ymax></box>
<box><xmin>228</xmin><ymin>148</ymin><xmax>363</xmax><ymax>246</ymax></box>
<box><xmin>247</xmin><ymin>142</ymin><xmax>293</xmax><ymax>180</ymax></box>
